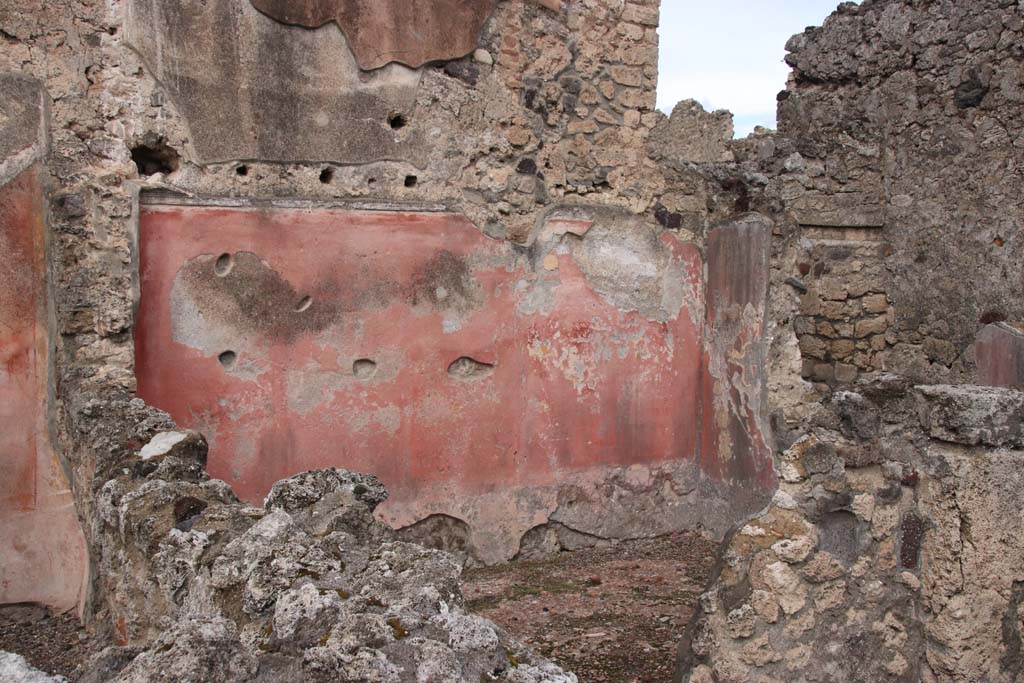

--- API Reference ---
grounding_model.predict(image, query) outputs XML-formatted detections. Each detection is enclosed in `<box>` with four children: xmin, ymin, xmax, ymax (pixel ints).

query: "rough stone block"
<box><xmin>854</xmin><ymin>315</ymin><xmax>888</xmax><ymax>338</ymax></box>
<box><xmin>916</xmin><ymin>385</ymin><xmax>1024</xmax><ymax>448</ymax></box>
<box><xmin>862</xmin><ymin>293</ymin><xmax>889</xmax><ymax>314</ymax></box>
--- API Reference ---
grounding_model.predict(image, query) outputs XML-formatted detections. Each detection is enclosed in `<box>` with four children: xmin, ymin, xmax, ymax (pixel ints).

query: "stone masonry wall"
<box><xmin>679</xmin><ymin>381</ymin><xmax>1024</xmax><ymax>683</ymax></box>
<box><xmin>678</xmin><ymin>2</ymin><xmax>1024</xmax><ymax>682</ymax></box>
<box><xmin>768</xmin><ymin>0</ymin><xmax>1024</xmax><ymax>387</ymax></box>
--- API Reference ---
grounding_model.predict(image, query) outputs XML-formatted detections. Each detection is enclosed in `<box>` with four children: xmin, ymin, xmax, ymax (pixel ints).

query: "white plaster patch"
<box><xmin>140</xmin><ymin>431</ymin><xmax>189</xmax><ymax>459</ymax></box>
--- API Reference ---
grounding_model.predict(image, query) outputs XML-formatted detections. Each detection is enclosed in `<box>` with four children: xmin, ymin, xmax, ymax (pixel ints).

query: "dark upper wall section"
<box><xmin>125</xmin><ymin>0</ymin><xmax>426</xmax><ymax>165</ymax></box>
<box><xmin>250</xmin><ymin>0</ymin><xmax>500</xmax><ymax>70</ymax></box>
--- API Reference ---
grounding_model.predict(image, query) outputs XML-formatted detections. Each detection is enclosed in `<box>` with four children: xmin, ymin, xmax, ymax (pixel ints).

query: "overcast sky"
<box><xmin>656</xmin><ymin>1</ymin><xmax>846</xmax><ymax>136</ymax></box>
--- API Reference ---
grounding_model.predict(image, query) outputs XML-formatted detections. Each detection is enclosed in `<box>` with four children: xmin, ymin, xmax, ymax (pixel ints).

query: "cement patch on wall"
<box><xmin>133</xmin><ymin>203</ymin><xmax>776</xmax><ymax>562</ymax></box>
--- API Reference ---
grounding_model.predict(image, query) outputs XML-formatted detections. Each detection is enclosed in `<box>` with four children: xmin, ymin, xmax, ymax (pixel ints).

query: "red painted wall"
<box><xmin>135</xmin><ymin>206</ymin><xmax>707</xmax><ymax>529</ymax></box>
<box><xmin>0</xmin><ymin>167</ymin><xmax>88</xmax><ymax>611</ymax></box>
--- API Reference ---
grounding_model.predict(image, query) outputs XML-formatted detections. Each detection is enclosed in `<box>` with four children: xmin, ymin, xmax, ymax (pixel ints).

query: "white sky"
<box><xmin>656</xmin><ymin>1</ymin><xmax>849</xmax><ymax>137</ymax></box>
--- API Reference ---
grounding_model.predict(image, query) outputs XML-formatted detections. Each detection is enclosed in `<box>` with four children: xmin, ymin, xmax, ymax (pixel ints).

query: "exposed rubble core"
<box><xmin>88</xmin><ymin>435</ymin><xmax>574</xmax><ymax>681</ymax></box>
<box><xmin>0</xmin><ymin>651</ymin><xmax>66</xmax><ymax>683</ymax></box>
<box><xmin>1</xmin><ymin>0</ymin><xmax>1023</xmax><ymax>681</ymax></box>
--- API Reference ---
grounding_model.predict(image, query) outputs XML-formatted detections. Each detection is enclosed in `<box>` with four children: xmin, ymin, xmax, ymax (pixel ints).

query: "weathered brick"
<box><xmin>608</xmin><ymin>65</ymin><xmax>643</xmax><ymax>87</ymax></box>
<box><xmin>862</xmin><ymin>293</ymin><xmax>889</xmax><ymax>313</ymax></box>
<box><xmin>622</xmin><ymin>3</ymin><xmax>659</xmax><ymax>26</ymax></box>
<box><xmin>832</xmin><ymin>339</ymin><xmax>856</xmax><ymax>358</ymax></box>
<box><xmin>835</xmin><ymin>363</ymin><xmax>859</xmax><ymax>383</ymax></box>
<box><xmin>855</xmin><ymin>315</ymin><xmax>889</xmax><ymax>338</ymax></box>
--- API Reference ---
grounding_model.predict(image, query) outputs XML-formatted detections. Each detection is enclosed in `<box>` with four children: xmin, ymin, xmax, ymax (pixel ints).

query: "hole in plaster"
<box><xmin>404</xmin><ymin>175</ymin><xmax>418</xmax><ymax>188</ymax></box>
<box><xmin>388</xmin><ymin>113</ymin><xmax>407</xmax><ymax>129</ymax></box>
<box><xmin>214</xmin><ymin>253</ymin><xmax>233</xmax><ymax>277</ymax></box>
<box><xmin>353</xmin><ymin>359</ymin><xmax>378</xmax><ymax>379</ymax></box>
<box><xmin>397</xmin><ymin>514</ymin><xmax>472</xmax><ymax>559</ymax></box>
<box><xmin>295</xmin><ymin>296</ymin><xmax>313</xmax><ymax>312</ymax></box>
<box><xmin>173</xmin><ymin>497</ymin><xmax>208</xmax><ymax>531</ymax></box>
<box><xmin>320</xmin><ymin>167</ymin><xmax>334</xmax><ymax>184</ymax></box>
<box><xmin>236</xmin><ymin>165</ymin><xmax>249</xmax><ymax>177</ymax></box>
<box><xmin>367</xmin><ymin>177</ymin><xmax>377</xmax><ymax>187</ymax></box>
<box><xmin>447</xmin><ymin>356</ymin><xmax>495</xmax><ymax>381</ymax></box>
<box><xmin>130</xmin><ymin>135</ymin><xmax>180</xmax><ymax>176</ymax></box>
<box><xmin>218</xmin><ymin>351</ymin><xmax>237</xmax><ymax>369</ymax></box>
<box><xmin>981</xmin><ymin>310</ymin><xmax>1007</xmax><ymax>325</ymax></box>
<box><xmin>817</xmin><ymin>510</ymin><xmax>868</xmax><ymax>567</ymax></box>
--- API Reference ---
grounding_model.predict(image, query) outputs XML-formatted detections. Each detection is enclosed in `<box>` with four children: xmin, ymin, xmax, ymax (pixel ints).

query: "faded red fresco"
<box><xmin>700</xmin><ymin>216</ymin><xmax>775</xmax><ymax>494</ymax></box>
<box><xmin>134</xmin><ymin>207</ymin><xmax>708</xmax><ymax>522</ymax></box>
<box><xmin>977</xmin><ymin>322</ymin><xmax>1024</xmax><ymax>387</ymax></box>
<box><xmin>0</xmin><ymin>167</ymin><xmax>88</xmax><ymax>611</ymax></box>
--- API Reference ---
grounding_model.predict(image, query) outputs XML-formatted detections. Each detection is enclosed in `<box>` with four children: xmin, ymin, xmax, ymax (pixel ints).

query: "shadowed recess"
<box><xmin>448</xmin><ymin>356</ymin><xmax>495</xmax><ymax>381</ymax></box>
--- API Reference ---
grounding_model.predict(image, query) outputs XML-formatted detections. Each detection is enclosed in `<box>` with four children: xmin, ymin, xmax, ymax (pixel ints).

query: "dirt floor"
<box><xmin>463</xmin><ymin>533</ymin><xmax>719</xmax><ymax>683</ymax></box>
<box><xmin>0</xmin><ymin>603</ymin><xmax>101</xmax><ymax>680</ymax></box>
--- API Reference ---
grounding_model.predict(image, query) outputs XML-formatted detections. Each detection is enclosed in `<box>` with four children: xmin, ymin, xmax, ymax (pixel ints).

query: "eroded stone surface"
<box><xmin>0</xmin><ymin>651</ymin><xmax>66</xmax><ymax>683</ymax></box>
<box><xmin>679</xmin><ymin>382</ymin><xmax>927</xmax><ymax>683</ymax></box>
<box><xmin>125</xmin><ymin>0</ymin><xmax>425</xmax><ymax>164</ymax></box>
<box><xmin>87</xmin><ymin>444</ymin><xmax>574</xmax><ymax>682</ymax></box>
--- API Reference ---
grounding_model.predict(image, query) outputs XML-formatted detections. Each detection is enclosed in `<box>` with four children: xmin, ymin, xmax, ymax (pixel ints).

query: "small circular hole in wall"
<box><xmin>235</xmin><ymin>165</ymin><xmax>249</xmax><ymax>177</ymax></box>
<box><xmin>296</xmin><ymin>296</ymin><xmax>313</xmax><ymax>312</ymax></box>
<box><xmin>980</xmin><ymin>310</ymin><xmax>1007</xmax><ymax>325</ymax></box>
<box><xmin>319</xmin><ymin>167</ymin><xmax>333</xmax><ymax>184</ymax></box>
<box><xmin>214</xmin><ymin>253</ymin><xmax>233</xmax><ymax>277</ymax></box>
<box><xmin>404</xmin><ymin>175</ymin><xmax>418</xmax><ymax>188</ymax></box>
<box><xmin>218</xmin><ymin>351</ymin><xmax>237</xmax><ymax>369</ymax></box>
<box><xmin>367</xmin><ymin>177</ymin><xmax>377</xmax><ymax>187</ymax></box>
<box><xmin>353</xmin><ymin>359</ymin><xmax>377</xmax><ymax>380</ymax></box>
<box><xmin>388</xmin><ymin>113</ymin><xmax>407</xmax><ymax>130</ymax></box>
<box><xmin>130</xmin><ymin>136</ymin><xmax>180</xmax><ymax>176</ymax></box>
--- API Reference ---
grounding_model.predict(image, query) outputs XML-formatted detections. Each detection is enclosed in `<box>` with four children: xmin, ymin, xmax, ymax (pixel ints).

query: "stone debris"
<box><xmin>88</xmin><ymin>446</ymin><xmax>575</xmax><ymax>682</ymax></box>
<box><xmin>0</xmin><ymin>651</ymin><xmax>67</xmax><ymax>683</ymax></box>
<box><xmin>139</xmin><ymin>431</ymin><xmax>189</xmax><ymax>460</ymax></box>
